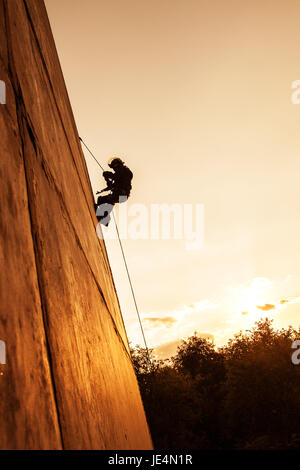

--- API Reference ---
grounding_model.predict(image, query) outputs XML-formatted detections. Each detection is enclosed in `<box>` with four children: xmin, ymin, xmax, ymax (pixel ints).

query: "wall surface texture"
<box><xmin>0</xmin><ymin>0</ymin><xmax>152</xmax><ymax>450</ymax></box>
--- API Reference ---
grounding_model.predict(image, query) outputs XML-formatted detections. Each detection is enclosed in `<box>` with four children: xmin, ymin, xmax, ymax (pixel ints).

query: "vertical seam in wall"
<box><xmin>18</xmin><ymin>113</ymin><xmax>65</xmax><ymax>450</ymax></box>
<box><xmin>23</xmin><ymin>0</ymin><xmax>97</xmax><ymax>227</ymax></box>
<box><xmin>3</xmin><ymin>0</ymin><xmax>64</xmax><ymax>449</ymax></box>
<box><xmin>22</xmin><ymin>1</ymin><xmax>128</xmax><ymax>338</ymax></box>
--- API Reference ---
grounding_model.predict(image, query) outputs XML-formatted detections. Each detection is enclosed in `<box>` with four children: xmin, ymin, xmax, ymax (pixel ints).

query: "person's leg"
<box><xmin>97</xmin><ymin>193</ymin><xmax>113</xmax><ymax>206</ymax></box>
<box><xmin>96</xmin><ymin>193</ymin><xmax>116</xmax><ymax>225</ymax></box>
<box><xmin>118</xmin><ymin>194</ymin><xmax>128</xmax><ymax>204</ymax></box>
<box><xmin>96</xmin><ymin>203</ymin><xmax>114</xmax><ymax>225</ymax></box>
<box><xmin>95</xmin><ymin>192</ymin><xmax>126</xmax><ymax>225</ymax></box>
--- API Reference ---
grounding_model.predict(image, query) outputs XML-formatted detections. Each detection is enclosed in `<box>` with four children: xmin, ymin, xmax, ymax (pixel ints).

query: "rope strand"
<box><xmin>79</xmin><ymin>136</ymin><xmax>105</xmax><ymax>171</ymax></box>
<box><xmin>79</xmin><ymin>136</ymin><xmax>151</xmax><ymax>364</ymax></box>
<box><xmin>111</xmin><ymin>211</ymin><xmax>151</xmax><ymax>360</ymax></box>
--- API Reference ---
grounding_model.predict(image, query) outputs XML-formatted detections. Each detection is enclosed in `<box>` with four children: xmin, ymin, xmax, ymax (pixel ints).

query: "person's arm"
<box><xmin>103</xmin><ymin>170</ymin><xmax>115</xmax><ymax>181</ymax></box>
<box><xmin>96</xmin><ymin>187</ymin><xmax>110</xmax><ymax>194</ymax></box>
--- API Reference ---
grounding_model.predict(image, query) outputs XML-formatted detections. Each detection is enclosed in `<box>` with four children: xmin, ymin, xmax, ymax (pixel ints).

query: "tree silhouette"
<box><xmin>131</xmin><ymin>319</ymin><xmax>300</xmax><ymax>449</ymax></box>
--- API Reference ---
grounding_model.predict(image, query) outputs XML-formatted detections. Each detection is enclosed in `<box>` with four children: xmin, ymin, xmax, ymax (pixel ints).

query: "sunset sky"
<box><xmin>45</xmin><ymin>0</ymin><xmax>300</xmax><ymax>358</ymax></box>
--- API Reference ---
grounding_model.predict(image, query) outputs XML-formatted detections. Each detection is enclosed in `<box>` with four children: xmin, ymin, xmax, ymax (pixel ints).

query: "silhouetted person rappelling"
<box><xmin>95</xmin><ymin>157</ymin><xmax>133</xmax><ymax>226</ymax></box>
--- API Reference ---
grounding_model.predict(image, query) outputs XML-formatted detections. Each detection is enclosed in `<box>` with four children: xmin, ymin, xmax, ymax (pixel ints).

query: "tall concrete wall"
<box><xmin>0</xmin><ymin>0</ymin><xmax>152</xmax><ymax>450</ymax></box>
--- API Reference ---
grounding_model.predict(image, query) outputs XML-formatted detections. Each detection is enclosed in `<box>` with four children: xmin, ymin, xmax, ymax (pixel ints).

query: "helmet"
<box><xmin>108</xmin><ymin>157</ymin><xmax>124</xmax><ymax>168</ymax></box>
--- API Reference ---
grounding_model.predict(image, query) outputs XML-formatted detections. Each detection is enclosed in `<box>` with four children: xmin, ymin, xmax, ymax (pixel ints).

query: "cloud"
<box><xmin>159</xmin><ymin>300</ymin><xmax>216</xmax><ymax>319</ymax></box>
<box><xmin>284</xmin><ymin>296</ymin><xmax>300</xmax><ymax>305</ymax></box>
<box><xmin>154</xmin><ymin>339</ymin><xmax>181</xmax><ymax>359</ymax></box>
<box><xmin>141</xmin><ymin>299</ymin><xmax>217</xmax><ymax>326</ymax></box>
<box><xmin>229</xmin><ymin>277</ymin><xmax>272</xmax><ymax>295</ymax></box>
<box><xmin>143</xmin><ymin>316</ymin><xmax>176</xmax><ymax>328</ymax></box>
<box><xmin>273</xmin><ymin>296</ymin><xmax>300</xmax><ymax>307</ymax></box>
<box><xmin>198</xmin><ymin>332</ymin><xmax>215</xmax><ymax>341</ymax></box>
<box><xmin>253</xmin><ymin>295</ymin><xmax>300</xmax><ymax>314</ymax></box>
<box><xmin>257</xmin><ymin>303</ymin><xmax>276</xmax><ymax>311</ymax></box>
<box><xmin>154</xmin><ymin>332</ymin><xmax>215</xmax><ymax>359</ymax></box>
<box><xmin>188</xmin><ymin>300</ymin><xmax>217</xmax><ymax>312</ymax></box>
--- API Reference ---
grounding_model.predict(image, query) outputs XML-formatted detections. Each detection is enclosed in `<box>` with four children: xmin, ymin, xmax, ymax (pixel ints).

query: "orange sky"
<box><xmin>45</xmin><ymin>0</ymin><xmax>300</xmax><ymax>357</ymax></box>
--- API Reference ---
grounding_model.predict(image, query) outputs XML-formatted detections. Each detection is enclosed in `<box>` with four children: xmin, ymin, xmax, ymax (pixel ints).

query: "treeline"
<box><xmin>130</xmin><ymin>319</ymin><xmax>300</xmax><ymax>449</ymax></box>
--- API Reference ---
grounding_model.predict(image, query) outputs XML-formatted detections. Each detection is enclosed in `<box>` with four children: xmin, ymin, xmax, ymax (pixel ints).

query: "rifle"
<box><xmin>96</xmin><ymin>187</ymin><xmax>109</xmax><ymax>195</ymax></box>
<box><xmin>96</xmin><ymin>180</ymin><xmax>114</xmax><ymax>195</ymax></box>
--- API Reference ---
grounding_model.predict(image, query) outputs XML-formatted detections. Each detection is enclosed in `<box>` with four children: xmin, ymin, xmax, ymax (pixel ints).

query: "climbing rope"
<box><xmin>79</xmin><ymin>137</ymin><xmax>105</xmax><ymax>171</ymax></box>
<box><xmin>79</xmin><ymin>136</ymin><xmax>152</xmax><ymax>366</ymax></box>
